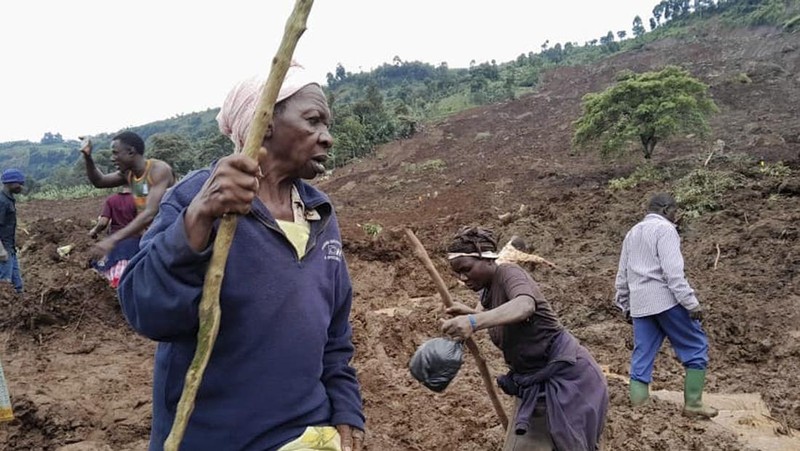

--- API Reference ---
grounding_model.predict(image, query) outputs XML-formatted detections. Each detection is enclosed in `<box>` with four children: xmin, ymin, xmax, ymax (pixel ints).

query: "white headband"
<box><xmin>447</xmin><ymin>251</ymin><xmax>500</xmax><ymax>261</ymax></box>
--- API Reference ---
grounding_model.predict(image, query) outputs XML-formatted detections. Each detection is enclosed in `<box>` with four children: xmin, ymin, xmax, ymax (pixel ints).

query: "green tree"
<box><xmin>148</xmin><ymin>133</ymin><xmax>194</xmax><ymax>175</ymax></box>
<box><xmin>335</xmin><ymin>63</ymin><xmax>347</xmax><ymax>81</ymax></box>
<box><xmin>600</xmin><ymin>31</ymin><xmax>620</xmax><ymax>52</ymax></box>
<box><xmin>653</xmin><ymin>2</ymin><xmax>665</xmax><ymax>24</ymax></box>
<box><xmin>572</xmin><ymin>66</ymin><xmax>718</xmax><ymax>159</ymax></box>
<box><xmin>194</xmin><ymin>132</ymin><xmax>234</xmax><ymax>167</ymax></box>
<box><xmin>632</xmin><ymin>15</ymin><xmax>646</xmax><ymax>37</ymax></box>
<box><xmin>330</xmin><ymin>115</ymin><xmax>369</xmax><ymax>165</ymax></box>
<box><xmin>326</xmin><ymin>72</ymin><xmax>336</xmax><ymax>87</ymax></box>
<box><xmin>40</xmin><ymin>132</ymin><xmax>64</xmax><ymax>144</ymax></box>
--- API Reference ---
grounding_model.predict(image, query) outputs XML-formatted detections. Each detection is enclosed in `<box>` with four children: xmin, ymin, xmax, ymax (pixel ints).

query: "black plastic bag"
<box><xmin>409</xmin><ymin>337</ymin><xmax>464</xmax><ymax>392</ymax></box>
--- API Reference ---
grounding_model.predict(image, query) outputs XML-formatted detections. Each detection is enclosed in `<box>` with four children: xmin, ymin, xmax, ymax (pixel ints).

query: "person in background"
<box><xmin>89</xmin><ymin>187</ymin><xmax>138</xmax><ymax>288</ymax></box>
<box><xmin>442</xmin><ymin>227</ymin><xmax>608</xmax><ymax>451</ymax></box>
<box><xmin>79</xmin><ymin>131</ymin><xmax>174</xmax><ymax>259</ymax></box>
<box><xmin>118</xmin><ymin>63</ymin><xmax>365</xmax><ymax>451</ymax></box>
<box><xmin>0</xmin><ymin>169</ymin><xmax>25</xmax><ymax>293</ymax></box>
<box><xmin>614</xmin><ymin>192</ymin><xmax>718</xmax><ymax>418</ymax></box>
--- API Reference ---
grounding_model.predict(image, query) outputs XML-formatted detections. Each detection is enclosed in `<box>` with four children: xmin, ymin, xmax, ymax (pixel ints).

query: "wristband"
<box><xmin>467</xmin><ymin>314</ymin><xmax>477</xmax><ymax>331</ymax></box>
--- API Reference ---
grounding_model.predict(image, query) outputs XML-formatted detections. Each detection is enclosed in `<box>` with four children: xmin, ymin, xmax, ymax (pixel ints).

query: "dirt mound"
<box><xmin>1</xmin><ymin>216</ymin><xmax>123</xmax><ymax>334</ymax></box>
<box><xmin>1</xmin><ymin>205</ymin><xmax>146</xmax><ymax>451</ymax></box>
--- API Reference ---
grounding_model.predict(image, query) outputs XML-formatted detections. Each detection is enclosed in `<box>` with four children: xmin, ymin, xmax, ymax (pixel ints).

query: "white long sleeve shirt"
<box><xmin>614</xmin><ymin>213</ymin><xmax>699</xmax><ymax>317</ymax></box>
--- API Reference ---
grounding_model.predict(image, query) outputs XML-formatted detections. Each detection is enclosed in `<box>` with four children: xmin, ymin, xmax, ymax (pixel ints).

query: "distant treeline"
<box><xmin>3</xmin><ymin>0</ymin><xmax>797</xmax><ymax>197</ymax></box>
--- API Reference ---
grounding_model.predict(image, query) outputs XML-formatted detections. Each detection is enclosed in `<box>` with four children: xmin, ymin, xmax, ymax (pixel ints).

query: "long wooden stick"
<box><xmin>164</xmin><ymin>1</ymin><xmax>314</xmax><ymax>449</ymax></box>
<box><xmin>404</xmin><ymin>229</ymin><xmax>509</xmax><ymax>430</ymax></box>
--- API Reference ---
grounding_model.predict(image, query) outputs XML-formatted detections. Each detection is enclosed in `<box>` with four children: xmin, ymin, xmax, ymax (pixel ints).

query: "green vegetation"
<box><xmin>757</xmin><ymin>160</ymin><xmax>792</xmax><ymax>179</ymax></box>
<box><xmin>19</xmin><ymin>185</ymin><xmax>106</xmax><ymax>202</ymax></box>
<box><xmin>573</xmin><ymin>66</ymin><xmax>718</xmax><ymax>159</ymax></box>
<box><xmin>402</xmin><ymin>159</ymin><xmax>446</xmax><ymax>173</ymax></box>
<box><xmin>610</xmin><ymin>155</ymin><xmax>796</xmax><ymax>220</ymax></box>
<box><xmin>608</xmin><ymin>164</ymin><xmax>668</xmax><ymax>190</ymax></box>
<box><xmin>3</xmin><ymin>0</ymin><xmax>797</xmax><ymax>200</ymax></box>
<box><xmin>785</xmin><ymin>14</ymin><xmax>800</xmax><ymax>30</ymax></box>
<box><xmin>674</xmin><ymin>168</ymin><xmax>744</xmax><ymax>218</ymax></box>
<box><xmin>362</xmin><ymin>222</ymin><xmax>383</xmax><ymax>238</ymax></box>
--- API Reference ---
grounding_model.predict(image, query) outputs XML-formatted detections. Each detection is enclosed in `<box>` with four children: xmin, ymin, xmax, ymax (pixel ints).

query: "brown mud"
<box><xmin>2</xmin><ymin>25</ymin><xmax>799</xmax><ymax>450</ymax></box>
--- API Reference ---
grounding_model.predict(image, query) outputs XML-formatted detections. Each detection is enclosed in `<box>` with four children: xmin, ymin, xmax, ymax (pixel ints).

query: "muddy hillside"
<box><xmin>2</xmin><ymin>24</ymin><xmax>799</xmax><ymax>450</ymax></box>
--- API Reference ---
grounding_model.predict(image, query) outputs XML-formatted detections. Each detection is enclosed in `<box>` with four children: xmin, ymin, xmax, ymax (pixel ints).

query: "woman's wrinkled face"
<box><xmin>267</xmin><ymin>85</ymin><xmax>333</xmax><ymax>180</ymax></box>
<box><xmin>450</xmin><ymin>256</ymin><xmax>494</xmax><ymax>292</ymax></box>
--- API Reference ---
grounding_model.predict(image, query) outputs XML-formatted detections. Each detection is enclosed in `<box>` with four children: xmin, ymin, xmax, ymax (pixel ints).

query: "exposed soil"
<box><xmin>2</xmin><ymin>24</ymin><xmax>800</xmax><ymax>450</ymax></box>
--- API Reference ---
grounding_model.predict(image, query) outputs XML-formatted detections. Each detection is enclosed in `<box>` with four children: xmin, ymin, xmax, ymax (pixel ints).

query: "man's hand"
<box><xmin>441</xmin><ymin>315</ymin><xmax>473</xmax><ymax>341</ymax></box>
<box><xmin>89</xmin><ymin>236</ymin><xmax>117</xmax><ymax>260</ymax></box>
<box><xmin>79</xmin><ymin>137</ymin><xmax>92</xmax><ymax>156</ymax></box>
<box><xmin>624</xmin><ymin>310</ymin><xmax>633</xmax><ymax>324</ymax></box>
<box><xmin>336</xmin><ymin>424</ymin><xmax>364</xmax><ymax>451</ymax></box>
<box><xmin>445</xmin><ymin>301</ymin><xmax>477</xmax><ymax>316</ymax></box>
<box><xmin>0</xmin><ymin>248</ymin><xmax>8</xmax><ymax>263</ymax></box>
<box><xmin>88</xmin><ymin>224</ymin><xmax>102</xmax><ymax>239</ymax></box>
<box><xmin>688</xmin><ymin>305</ymin><xmax>704</xmax><ymax>321</ymax></box>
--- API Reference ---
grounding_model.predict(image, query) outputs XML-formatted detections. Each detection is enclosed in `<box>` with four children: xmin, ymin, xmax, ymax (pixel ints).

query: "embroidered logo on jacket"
<box><xmin>322</xmin><ymin>240</ymin><xmax>343</xmax><ymax>262</ymax></box>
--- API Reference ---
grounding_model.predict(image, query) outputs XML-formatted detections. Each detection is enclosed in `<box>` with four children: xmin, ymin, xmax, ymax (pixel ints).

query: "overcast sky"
<box><xmin>0</xmin><ymin>0</ymin><xmax>658</xmax><ymax>143</ymax></box>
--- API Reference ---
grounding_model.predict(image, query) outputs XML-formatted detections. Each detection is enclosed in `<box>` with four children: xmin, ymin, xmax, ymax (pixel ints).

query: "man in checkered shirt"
<box><xmin>615</xmin><ymin>193</ymin><xmax>718</xmax><ymax>419</ymax></box>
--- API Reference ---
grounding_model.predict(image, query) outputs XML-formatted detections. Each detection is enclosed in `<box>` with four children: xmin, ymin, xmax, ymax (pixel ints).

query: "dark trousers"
<box><xmin>0</xmin><ymin>254</ymin><xmax>23</xmax><ymax>293</ymax></box>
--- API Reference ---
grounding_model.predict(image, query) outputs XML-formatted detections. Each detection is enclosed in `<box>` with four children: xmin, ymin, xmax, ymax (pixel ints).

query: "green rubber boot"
<box><xmin>683</xmin><ymin>368</ymin><xmax>719</xmax><ymax>418</ymax></box>
<box><xmin>629</xmin><ymin>379</ymin><xmax>650</xmax><ymax>407</ymax></box>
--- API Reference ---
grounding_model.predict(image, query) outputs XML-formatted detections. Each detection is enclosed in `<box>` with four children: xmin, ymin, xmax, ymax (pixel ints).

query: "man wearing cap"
<box><xmin>614</xmin><ymin>192</ymin><xmax>717</xmax><ymax>419</ymax></box>
<box><xmin>0</xmin><ymin>169</ymin><xmax>25</xmax><ymax>293</ymax></box>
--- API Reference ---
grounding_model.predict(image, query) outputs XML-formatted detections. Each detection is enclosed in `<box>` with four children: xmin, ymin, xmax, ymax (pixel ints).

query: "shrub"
<box><xmin>608</xmin><ymin>164</ymin><xmax>667</xmax><ymax>190</ymax></box>
<box><xmin>362</xmin><ymin>223</ymin><xmax>383</xmax><ymax>237</ymax></box>
<box><xmin>758</xmin><ymin>161</ymin><xmax>792</xmax><ymax>179</ymax></box>
<box><xmin>674</xmin><ymin>169</ymin><xmax>744</xmax><ymax>218</ymax></box>
<box><xmin>784</xmin><ymin>14</ymin><xmax>800</xmax><ymax>31</ymax></box>
<box><xmin>402</xmin><ymin>159</ymin><xmax>446</xmax><ymax>173</ymax></box>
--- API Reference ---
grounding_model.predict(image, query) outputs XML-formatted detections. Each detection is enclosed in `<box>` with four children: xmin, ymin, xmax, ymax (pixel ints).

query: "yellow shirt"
<box><xmin>275</xmin><ymin>185</ymin><xmax>319</xmax><ymax>259</ymax></box>
<box><xmin>277</xmin><ymin>219</ymin><xmax>310</xmax><ymax>258</ymax></box>
<box><xmin>277</xmin><ymin>426</ymin><xmax>342</xmax><ymax>451</ymax></box>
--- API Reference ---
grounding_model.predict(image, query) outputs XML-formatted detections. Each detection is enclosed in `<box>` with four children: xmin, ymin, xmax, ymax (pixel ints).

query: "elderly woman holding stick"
<box><xmin>441</xmin><ymin>227</ymin><xmax>608</xmax><ymax>451</ymax></box>
<box><xmin>118</xmin><ymin>63</ymin><xmax>365</xmax><ymax>451</ymax></box>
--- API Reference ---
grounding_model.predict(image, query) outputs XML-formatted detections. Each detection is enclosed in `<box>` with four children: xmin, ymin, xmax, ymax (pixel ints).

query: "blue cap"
<box><xmin>2</xmin><ymin>168</ymin><xmax>25</xmax><ymax>185</ymax></box>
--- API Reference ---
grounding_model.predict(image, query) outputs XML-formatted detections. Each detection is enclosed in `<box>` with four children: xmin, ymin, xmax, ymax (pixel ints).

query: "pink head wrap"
<box><xmin>216</xmin><ymin>61</ymin><xmax>320</xmax><ymax>151</ymax></box>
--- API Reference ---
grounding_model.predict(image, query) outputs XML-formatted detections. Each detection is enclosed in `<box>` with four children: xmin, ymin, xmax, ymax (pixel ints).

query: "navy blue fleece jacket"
<box><xmin>118</xmin><ymin>168</ymin><xmax>364</xmax><ymax>451</ymax></box>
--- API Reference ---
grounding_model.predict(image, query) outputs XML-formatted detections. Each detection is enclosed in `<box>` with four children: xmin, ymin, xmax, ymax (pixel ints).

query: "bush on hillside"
<box><xmin>608</xmin><ymin>164</ymin><xmax>669</xmax><ymax>190</ymax></box>
<box><xmin>573</xmin><ymin>66</ymin><xmax>718</xmax><ymax>160</ymax></box>
<box><xmin>674</xmin><ymin>168</ymin><xmax>744</xmax><ymax>218</ymax></box>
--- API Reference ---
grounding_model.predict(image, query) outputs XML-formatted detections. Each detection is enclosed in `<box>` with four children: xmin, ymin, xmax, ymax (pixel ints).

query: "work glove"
<box><xmin>624</xmin><ymin>310</ymin><xmax>632</xmax><ymax>324</ymax></box>
<box><xmin>0</xmin><ymin>248</ymin><xmax>8</xmax><ymax>263</ymax></box>
<box><xmin>688</xmin><ymin>305</ymin><xmax>704</xmax><ymax>321</ymax></box>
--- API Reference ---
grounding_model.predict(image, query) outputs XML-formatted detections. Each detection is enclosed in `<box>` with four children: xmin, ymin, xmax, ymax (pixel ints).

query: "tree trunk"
<box><xmin>640</xmin><ymin>134</ymin><xmax>657</xmax><ymax>159</ymax></box>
